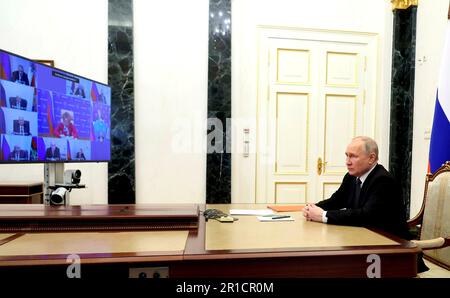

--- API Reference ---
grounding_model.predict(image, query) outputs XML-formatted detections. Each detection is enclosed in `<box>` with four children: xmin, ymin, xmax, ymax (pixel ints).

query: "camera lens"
<box><xmin>50</xmin><ymin>195</ymin><xmax>64</xmax><ymax>205</ymax></box>
<box><xmin>50</xmin><ymin>188</ymin><xmax>66</xmax><ymax>205</ymax></box>
<box><xmin>73</xmin><ymin>170</ymin><xmax>81</xmax><ymax>179</ymax></box>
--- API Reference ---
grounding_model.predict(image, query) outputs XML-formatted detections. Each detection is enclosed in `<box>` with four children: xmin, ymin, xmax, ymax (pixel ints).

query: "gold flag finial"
<box><xmin>391</xmin><ymin>0</ymin><xmax>418</xmax><ymax>10</ymax></box>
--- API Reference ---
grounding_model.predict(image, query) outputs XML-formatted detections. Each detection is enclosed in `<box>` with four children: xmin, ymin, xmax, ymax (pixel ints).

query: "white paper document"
<box><xmin>229</xmin><ymin>209</ymin><xmax>274</xmax><ymax>216</ymax></box>
<box><xmin>257</xmin><ymin>216</ymin><xmax>294</xmax><ymax>222</ymax></box>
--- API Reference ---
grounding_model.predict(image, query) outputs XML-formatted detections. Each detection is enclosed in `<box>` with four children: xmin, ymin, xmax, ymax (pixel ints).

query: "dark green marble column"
<box><xmin>108</xmin><ymin>0</ymin><xmax>135</xmax><ymax>204</ymax></box>
<box><xmin>389</xmin><ymin>5</ymin><xmax>417</xmax><ymax>217</ymax></box>
<box><xmin>207</xmin><ymin>0</ymin><xmax>232</xmax><ymax>203</ymax></box>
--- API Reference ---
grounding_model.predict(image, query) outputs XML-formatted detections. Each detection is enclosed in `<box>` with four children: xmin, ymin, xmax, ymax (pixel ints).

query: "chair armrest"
<box><xmin>411</xmin><ymin>237</ymin><xmax>450</xmax><ymax>250</ymax></box>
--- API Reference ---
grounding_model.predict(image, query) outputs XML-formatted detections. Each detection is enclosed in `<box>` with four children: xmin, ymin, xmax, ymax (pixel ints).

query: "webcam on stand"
<box><xmin>49</xmin><ymin>169</ymin><xmax>85</xmax><ymax>206</ymax></box>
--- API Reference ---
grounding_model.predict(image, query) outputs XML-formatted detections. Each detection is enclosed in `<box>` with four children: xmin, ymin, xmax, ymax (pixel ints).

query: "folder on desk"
<box><xmin>267</xmin><ymin>205</ymin><xmax>304</xmax><ymax>212</ymax></box>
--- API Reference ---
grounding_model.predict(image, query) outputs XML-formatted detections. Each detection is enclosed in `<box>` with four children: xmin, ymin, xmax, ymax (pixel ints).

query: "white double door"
<box><xmin>254</xmin><ymin>29</ymin><xmax>377</xmax><ymax>204</ymax></box>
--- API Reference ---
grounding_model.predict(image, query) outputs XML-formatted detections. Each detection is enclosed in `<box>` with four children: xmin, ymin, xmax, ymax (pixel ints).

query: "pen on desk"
<box><xmin>271</xmin><ymin>215</ymin><xmax>290</xmax><ymax>219</ymax></box>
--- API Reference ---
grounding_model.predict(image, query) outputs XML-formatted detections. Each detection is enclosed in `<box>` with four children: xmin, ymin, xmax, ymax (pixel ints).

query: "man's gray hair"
<box><xmin>353</xmin><ymin>136</ymin><xmax>378</xmax><ymax>160</ymax></box>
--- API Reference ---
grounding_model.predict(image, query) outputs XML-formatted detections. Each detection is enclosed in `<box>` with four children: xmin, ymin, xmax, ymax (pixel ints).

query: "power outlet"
<box><xmin>129</xmin><ymin>266</ymin><xmax>169</xmax><ymax>278</ymax></box>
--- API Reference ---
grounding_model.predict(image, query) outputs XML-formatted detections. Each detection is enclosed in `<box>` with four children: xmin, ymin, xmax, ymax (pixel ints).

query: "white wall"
<box><xmin>134</xmin><ymin>0</ymin><xmax>208</xmax><ymax>203</ymax></box>
<box><xmin>231</xmin><ymin>0</ymin><xmax>394</xmax><ymax>202</ymax></box>
<box><xmin>0</xmin><ymin>0</ymin><xmax>446</xmax><ymax>211</ymax></box>
<box><xmin>0</xmin><ymin>0</ymin><xmax>108</xmax><ymax>204</ymax></box>
<box><xmin>0</xmin><ymin>0</ymin><xmax>209</xmax><ymax>205</ymax></box>
<box><xmin>231</xmin><ymin>0</ymin><xmax>450</xmax><ymax>217</ymax></box>
<box><xmin>411</xmin><ymin>0</ymin><xmax>449</xmax><ymax>217</ymax></box>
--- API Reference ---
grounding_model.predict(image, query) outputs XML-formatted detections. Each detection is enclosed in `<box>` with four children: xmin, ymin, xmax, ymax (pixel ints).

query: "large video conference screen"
<box><xmin>0</xmin><ymin>49</ymin><xmax>111</xmax><ymax>163</ymax></box>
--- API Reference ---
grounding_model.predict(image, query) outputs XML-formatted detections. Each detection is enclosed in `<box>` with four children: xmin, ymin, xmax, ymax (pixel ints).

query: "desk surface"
<box><xmin>0</xmin><ymin>182</ymin><xmax>42</xmax><ymax>186</ymax></box>
<box><xmin>0</xmin><ymin>234</ymin><xmax>15</xmax><ymax>242</ymax></box>
<box><xmin>0</xmin><ymin>204</ymin><xmax>419</xmax><ymax>277</ymax></box>
<box><xmin>0</xmin><ymin>231</ymin><xmax>189</xmax><ymax>256</ymax></box>
<box><xmin>205</xmin><ymin>204</ymin><xmax>397</xmax><ymax>250</ymax></box>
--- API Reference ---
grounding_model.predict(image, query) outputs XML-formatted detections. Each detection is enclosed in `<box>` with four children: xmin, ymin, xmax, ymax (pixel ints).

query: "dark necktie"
<box><xmin>354</xmin><ymin>178</ymin><xmax>362</xmax><ymax>207</ymax></box>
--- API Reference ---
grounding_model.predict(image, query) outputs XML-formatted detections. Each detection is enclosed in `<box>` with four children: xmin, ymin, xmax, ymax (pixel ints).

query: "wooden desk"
<box><xmin>0</xmin><ymin>182</ymin><xmax>43</xmax><ymax>204</ymax></box>
<box><xmin>178</xmin><ymin>204</ymin><xmax>419</xmax><ymax>278</ymax></box>
<box><xmin>0</xmin><ymin>204</ymin><xmax>419</xmax><ymax>278</ymax></box>
<box><xmin>0</xmin><ymin>204</ymin><xmax>199</xmax><ymax>232</ymax></box>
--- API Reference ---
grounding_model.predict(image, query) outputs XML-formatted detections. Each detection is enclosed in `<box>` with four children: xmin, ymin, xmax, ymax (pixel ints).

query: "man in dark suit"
<box><xmin>98</xmin><ymin>90</ymin><xmax>106</xmax><ymax>103</ymax></box>
<box><xmin>11</xmin><ymin>65</ymin><xmax>29</xmax><ymax>85</ymax></box>
<box><xmin>303</xmin><ymin>136</ymin><xmax>428</xmax><ymax>272</ymax></box>
<box><xmin>45</xmin><ymin>142</ymin><xmax>60</xmax><ymax>161</ymax></box>
<box><xmin>8</xmin><ymin>145</ymin><xmax>28</xmax><ymax>161</ymax></box>
<box><xmin>303</xmin><ymin>136</ymin><xmax>409</xmax><ymax>238</ymax></box>
<box><xmin>72</xmin><ymin>82</ymin><xmax>85</xmax><ymax>98</ymax></box>
<box><xmin>9</xmin><ymin>96</ymin><xmax>27</xmax><ymax>110</ymax></box>
<box><xmin>13</xmin><ymin>117</ymin><xmax>31</xmax><ymax>135</ymax></box>
<box><xmin>75</xmin><ymin>148</ymin><xmax>86</xmax><ymax>160</ymax></box>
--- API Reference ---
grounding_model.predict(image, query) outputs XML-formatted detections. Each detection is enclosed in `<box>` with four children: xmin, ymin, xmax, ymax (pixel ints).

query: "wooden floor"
<box><xmin>418</xmin><ymin>260</ymin><xmax>450</xmax><ymax>278</ymax></box>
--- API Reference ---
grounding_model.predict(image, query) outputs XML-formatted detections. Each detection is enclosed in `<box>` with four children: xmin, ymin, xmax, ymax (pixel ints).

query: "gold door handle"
<box><xmin>317</xmin><ymin>158</ymin><xmax>328</xmax><ymax>175</ymax></box>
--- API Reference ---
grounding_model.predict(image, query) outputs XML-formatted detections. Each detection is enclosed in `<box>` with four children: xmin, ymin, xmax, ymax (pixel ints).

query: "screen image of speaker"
<box><xmin>0</xmin><ymin>49</ymin><xmax>111</xmax><ymax>163</ymax></box>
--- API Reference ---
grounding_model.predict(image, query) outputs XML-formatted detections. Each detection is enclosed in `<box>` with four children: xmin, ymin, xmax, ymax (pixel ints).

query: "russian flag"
<box><xmin>46</xmin><ymin>92</ymin><xmax>55</xmax><ymax>135</ymax></box>
<box><xmin>0</xmin><ymin>82</ymin><xmax>6</xmax><ymax>107</ymax></box>
<box><xmin>67</xmin><ymin>140</ymin><xmax>71</xmax><ymax>160</ymax></box>
<box><xmin>31</xmin><ymin>137</ymin><xmax>37</xmax><ymax>161</ymax></box>
<box><xmin>2</xmin><ymin>135</ymin><xmax>10</xmax><ymax>160</ymax></box>
<box><xmin>29</xmin><ymin>63</ymin><xmax>37</xmax><ymax>88</ymax></box>
<box><xmin>0</xmin><ymin>52</ymin><xmax>11</xmax><ymax>80</ymax></box>
<box><xmin>90</xmin><ymin>82</ymin><xmax>99</xmax><ymax>101</ymax></box>
<box><xmin>37</xmin><ymin>137</ymin><xmax>46</xmax><ymax>160</ymax></box>
<box><xmin>90</xmin><ymin>121</ymin><xmax>95</xmax><ymax>141</ymax></box>
<box><xmin>429</xmin><ymin>19</ymin><xmax>450</xmax><ymax>173</ymax></box>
